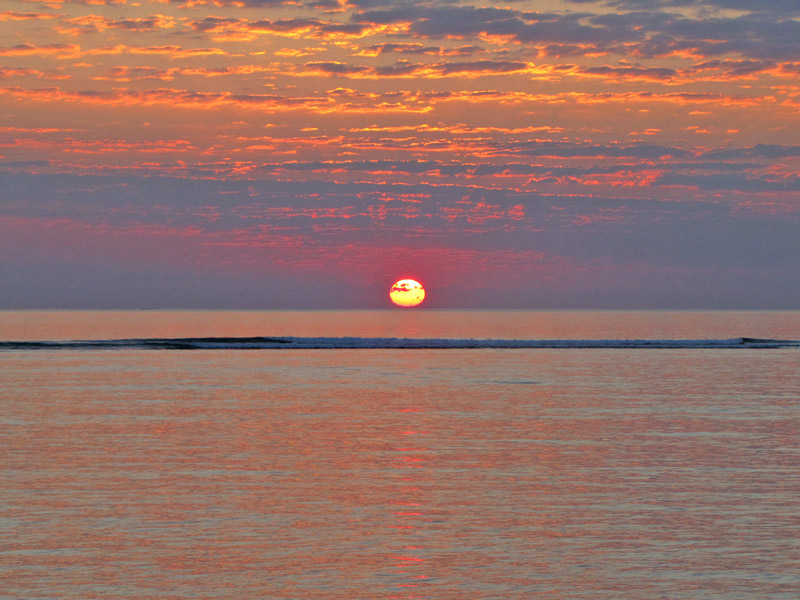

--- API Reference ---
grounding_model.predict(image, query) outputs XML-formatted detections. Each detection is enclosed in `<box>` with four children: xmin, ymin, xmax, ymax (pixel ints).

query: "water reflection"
<box><xmin>389</xmin><ymin>411</ymin><xmax>430</xmax><ymax>595</ymax></box>
<box><xmin>3</xmin><ymin>345</ymin><xmax>800</xmax><ymax>599</ymax></box>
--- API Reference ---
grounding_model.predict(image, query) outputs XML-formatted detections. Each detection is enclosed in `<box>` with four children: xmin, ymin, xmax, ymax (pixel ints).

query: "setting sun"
<box><xmin>390</xmin><ymin>279</ymin><xmax>426</xmax><ymax>307</ymax></box>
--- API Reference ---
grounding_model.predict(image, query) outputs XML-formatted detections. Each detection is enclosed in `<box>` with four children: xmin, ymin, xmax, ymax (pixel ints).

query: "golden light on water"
<box><xmin>390</xmin><ymin>279</ymin><xmax>425</xmax><ymax>307</ymax></box>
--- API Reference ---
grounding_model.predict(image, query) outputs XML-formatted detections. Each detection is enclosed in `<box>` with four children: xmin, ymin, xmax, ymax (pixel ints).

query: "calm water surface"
<box><xmin>2</xmin><ymin>311</ymin><xmax>799</xmax><ymax>599</ymax></box>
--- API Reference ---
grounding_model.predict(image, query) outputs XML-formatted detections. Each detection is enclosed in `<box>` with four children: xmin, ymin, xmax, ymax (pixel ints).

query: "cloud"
<box><xmin>0</xmin><ymin>85</ymin><xmax>326</xmax><ymax>109</ymax></box>
<box><xmin>657</xmin><ymin>172</ymin><xmax>800</xmax><ymax>191</ymax></box>
<box><xmin>687</xmin><ymin>59</ymin><xmax>777</xmax><ymax>78</ymax></box>
<box><xmin>0</xmin><ymin>160</ymin><xmax>51</xmax><ymax>168</ymax></box>
<box><xmin>593</xmin><ymin>11</ymin><xmax>800</xmax><ymax>61</ymax></box>
<box><xmin>17</xmin><ymin>0</ymin><xmax>129</xmax><ymax>5</ymax></box>
<box><xmin>0</xmin><ymin>43</ymin><xmax>80</xmax><ymax>57</ymax></box>
<box><xmin>352</xmin><ymin>5</ymin><xmax>629</xmax><ymax>47</ymax></box>
<box><xmin>84</xmin><ymin>44</ymin><xmax>231</xmax><ymax>59</ymax></box>
<box><xmin>0</xmin><ymin>85</ymin><xmax>435</xmax><ymax>114</ymax></box>
<box><xmin>186</xmin><ymin>16</ymin><xmax>372</xmax><ymax>41</ymax></box>
<box><xmin>3</xmin><ymin>0</ymin><xmax>800</xmax><ymax>308</ymax></box>
<box><xmin>187</xmin><ymin>0</ymin><xmax>299</xmax><ymax>5</ymax></box>
<box><xmin>700</xmin><ymin>144</ymin><xmax>800</xmax><ymax>159</ymax></box>
<box><xmin>348</xmin><ymin>4</ymin><xmax>800</xmax><ymax>61</ymax></box>
<box><xmin>578</xmin><ymin>65</ymin><xmax>678</xmax><ymax>82</ymax></box>
<box><xmin>0</xmin><ymin>67</ymin><xmax>49</xmax><ymax>79</ymax></box>
<box><xmin>358</xmin><ymin>43</ymin><xmax>483</xmax><ymax>56</ymax></box>
<box><xmin>304</xmin><ymin>61</ymin><xmax>370</xmax><ymax>75</ymax></box>
<box><xmin>303</xmin><ymin>59</ymin><xmax>531</xmax><ymax>78</ymax></box>
<box><xmin>0</xmin><ymin>11</ymin><xmax>57</xmax><ymax>20</ymax></box>
<box><xmin>573</xmin><ymin>0</ymin><xmax>800</xmax><ymax>15</ymax></box>
<box><xmin>503</xmin><ymin>140</ymin><xmax>688</xmax><ymax>159</ymax></box>
<box><xmin>91</xmin><ymin>64</ymin><xmax>276</xmax><ymax>82</ymax></box>
<box><xmin>57</xmin><ymin>14</ymin><xmax>176</xmax><ymax>35</ymax></box>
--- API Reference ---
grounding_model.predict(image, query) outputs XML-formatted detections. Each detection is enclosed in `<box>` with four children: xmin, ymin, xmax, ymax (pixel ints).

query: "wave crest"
<box><xmin>1</xmin><ymin>336</ymin><xmax>798</xmax><ymax>350</ymax></box>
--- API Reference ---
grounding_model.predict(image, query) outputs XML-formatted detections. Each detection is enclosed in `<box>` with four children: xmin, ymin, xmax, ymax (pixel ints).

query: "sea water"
<box><xmin>2</xmin><ymin>311</ymin><xmax>799</xmax><ymax>599</ymax></box>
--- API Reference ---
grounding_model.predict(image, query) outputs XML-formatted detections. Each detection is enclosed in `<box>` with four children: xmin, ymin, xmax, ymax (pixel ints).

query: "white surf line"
<box><xmin>1</xmin><ymin>337</ymin><xmax>798</xmax><ymax>350</ymax></box>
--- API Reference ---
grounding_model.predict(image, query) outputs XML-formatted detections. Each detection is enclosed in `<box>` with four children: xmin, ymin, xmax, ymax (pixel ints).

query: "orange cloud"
<box><xmin>0</xmin><ymin>11</ymin><xmax>57</xmax><ymax>20</ymax></box>
<box><xmin>90</xmin><ymin>64</ymin><xmax>276</xmax><ymax>81</ymax></box>
<box><xmin>57</xmin><ymin>14</ymin><xmax>176</xmax><ymax>35</ymax></box>
<box><xmin>35</xmin><ymin>85</ymin><xmax>425</xmax><ymax>114</ymax></box>
<box><xmin>0</xmin><ymin>43</ymin><xmax>80</xmax><ymax>58</ymax></box>
<box><xmin>84</xmin><ymin>44</ymin><xmax>231</xmax><ymax>58</ymax></box>
<box><xmin>300</xmin><ymin>59</ymin><xmax>535</xmax><ymax>79</ymax></box>
<box><xmin>0</xmin><ymin>86</ymin><xmax>431</xmax><ymax>113</ymax></box>
<box><xmin>0</xmin><ymin>67</ymin><xmax>47</xmax><ymax>78</ymax></box>
<box><xmin>185</xmin><ymin>16</ymin><xmax>384</xmax><ymax>42</ymax></box>
<box><xmin>0</xmin><ymin>126</ymin><xmax>77</xmax><ymax>132</ymax></box>
<box><xmin>346</xmin><ymin>124</ymin><xmax>562</xmax><ymax>135</ymax></box>
<box><xmin>440</xmin><ymin>200</ymin><xmax>525</xmax><ymax>224</ymax></box>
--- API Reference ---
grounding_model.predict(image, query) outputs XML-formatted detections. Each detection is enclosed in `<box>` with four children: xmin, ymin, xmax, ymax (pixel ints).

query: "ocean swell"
<box><xmin>1</xmin><ymin>336</ymin><xmax>798</xmax><ymax>350</ymax></box>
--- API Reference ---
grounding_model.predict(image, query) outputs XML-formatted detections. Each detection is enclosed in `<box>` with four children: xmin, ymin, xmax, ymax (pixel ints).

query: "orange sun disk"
<box><xmin>390</xmin><ymin>279</ymin><xmax>425</xmax><ymax>307</ymax></box>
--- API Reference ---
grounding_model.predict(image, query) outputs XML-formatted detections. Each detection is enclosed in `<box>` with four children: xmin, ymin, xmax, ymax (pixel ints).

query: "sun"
<box><xmin>390</xmin><ymin>279</ymin><xmax>425</xmax><ymax>307</ymax></box>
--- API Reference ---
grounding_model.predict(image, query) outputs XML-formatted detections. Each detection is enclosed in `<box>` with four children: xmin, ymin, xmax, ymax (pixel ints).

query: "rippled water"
<box><xmin>2</xmin><ymin>311</ymin><xmax>800</xmax><ymax>599</ymax></box>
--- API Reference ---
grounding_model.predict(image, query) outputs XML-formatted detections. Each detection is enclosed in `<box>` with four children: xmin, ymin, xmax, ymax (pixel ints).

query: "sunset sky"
<box><xmin>1</xmin><ymin>0</ymin><xmax>799</xmax><ymax>308</ymax></box>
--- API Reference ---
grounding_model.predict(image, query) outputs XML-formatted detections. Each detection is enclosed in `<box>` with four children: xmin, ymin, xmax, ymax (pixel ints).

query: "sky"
<box><xmin>1</xmin><ymin>0</ymin><xmax>799</xmax><ymax>309</ymax></box>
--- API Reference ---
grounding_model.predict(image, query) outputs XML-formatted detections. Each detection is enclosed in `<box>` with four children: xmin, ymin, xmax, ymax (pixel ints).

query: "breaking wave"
<box><xmin>1</xmin><ymin>336</ymin><xmax>798</xmax><ymax>350</ymax></box>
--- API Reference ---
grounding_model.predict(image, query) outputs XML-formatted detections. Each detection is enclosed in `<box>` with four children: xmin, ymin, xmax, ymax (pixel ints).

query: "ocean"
<box><xmin>2</xmin><ymin>310</ymin><xmax>799</xmax><ymax>599</ymax></box>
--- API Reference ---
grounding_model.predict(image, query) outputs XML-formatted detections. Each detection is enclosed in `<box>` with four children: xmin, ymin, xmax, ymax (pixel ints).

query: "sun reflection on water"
<box><xmin>388</xmin><ymin>406</ymin><xmax>432</xmax><ymax>596</ymax></box>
